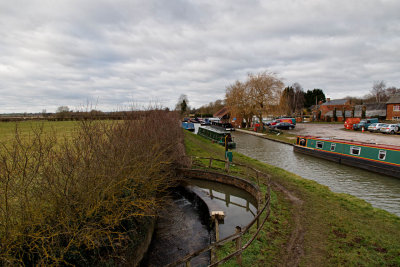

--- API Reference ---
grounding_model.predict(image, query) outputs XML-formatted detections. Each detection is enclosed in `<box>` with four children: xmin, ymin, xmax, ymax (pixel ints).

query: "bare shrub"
<box><xmin>0</xmin><ymin>110</ymin><xmax>184</xmax><ymax>265</ymax></box>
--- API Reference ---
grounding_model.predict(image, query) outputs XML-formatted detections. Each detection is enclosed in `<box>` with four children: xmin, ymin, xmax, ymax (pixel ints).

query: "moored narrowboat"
<box><xmin>197</xmin><ymin>126</ymin><xmax>236</xmax><ymax>149</ymax></box>
<box><xmin>294</xmin><ymin>136</ymin><xmax>400</xmax><ymax>178</ymax></box>
<box><xmin>182</xmin><ymin>122</ymin><xmax>195</xmax><ymax>131</ymax></box>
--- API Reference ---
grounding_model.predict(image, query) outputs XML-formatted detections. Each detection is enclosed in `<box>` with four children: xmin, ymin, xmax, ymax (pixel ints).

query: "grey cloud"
<box><xmin>0</xmin><ymin>0</ymin><xmax>399</xmax><ymax>112</ymax></box>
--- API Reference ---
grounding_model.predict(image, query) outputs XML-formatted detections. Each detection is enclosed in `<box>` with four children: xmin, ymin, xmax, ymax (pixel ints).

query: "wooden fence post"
<box><xmin>235</xmin><ymin>226</ymin><xmax>242</xmax><ymax>265</ymax></box>
<box><xmin>256</xmin><ymin>171</ymin><xmax>260</xmax><ymax>187</ymax></box>
<box><xmin>225</xmin><ymin>159</ymin><xmax>229</xmax><ymax>172</ymax></box>
<box><xmin>209</xmin><ymin>157</ymin><xmax>212</xmax><ymax>168</ymax></box>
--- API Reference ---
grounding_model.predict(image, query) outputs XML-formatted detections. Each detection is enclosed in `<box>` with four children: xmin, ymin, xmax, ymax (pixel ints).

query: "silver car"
<box><xmin>380</xmin><ymin>124</ymin><xmax>399</xmax><ymax>134</ymax></box>
<box><xmin>368</xmin><ymin>123</ymin><xmax>385</xmax><ymax>132</ymax></box>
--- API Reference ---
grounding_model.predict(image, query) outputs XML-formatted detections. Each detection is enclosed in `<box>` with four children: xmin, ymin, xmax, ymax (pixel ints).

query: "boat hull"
<box><xmin>294</xmin><ymin>145</ymin><xmax>400</xmax><ymax>179</ymax></box>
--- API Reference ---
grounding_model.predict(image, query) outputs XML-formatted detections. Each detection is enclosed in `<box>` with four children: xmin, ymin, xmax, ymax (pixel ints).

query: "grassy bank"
<box><xmin>184</xmin><ymin>131</ymin><xmax>400</xmax><ymax>266</ymax></box>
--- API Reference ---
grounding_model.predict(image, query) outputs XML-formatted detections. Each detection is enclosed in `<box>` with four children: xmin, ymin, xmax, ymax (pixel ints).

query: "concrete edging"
<box><xmin>177</xmin><ymin>168</ymin><xmax>262</xmax><ymax>207</ymax></box>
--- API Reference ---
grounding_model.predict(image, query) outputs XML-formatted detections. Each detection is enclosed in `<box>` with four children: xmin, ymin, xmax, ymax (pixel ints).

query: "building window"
<box><xmin>350</xmin><ymin>146</ymin><xmax>361</xmax><ymax>156</ymax></box>
<box><xmin>394</xmin><ymin>105</ymin><xmax>400</xmax><ymax>111</ymax></box>
<box><xmin>316</xmin><ymin>141</ymin><xmax>324</xmax><ymax>149</ymax></box>
<box><xmin>330</xmin><ymin>143</ymin><xmax>336</xmax><ymax>151</ymax></box>
<box><xmin>378</xmin><ymin>150</ymin><xmax>386</xmax><ymax>160</ymax></box>
<box><xmin>393</xmin><ymin>117</ymin><xmax>400</xmax><ymax>121</ymax></box>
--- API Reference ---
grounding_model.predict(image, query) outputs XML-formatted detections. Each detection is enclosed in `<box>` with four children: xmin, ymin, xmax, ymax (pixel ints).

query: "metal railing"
<box><xmin>166</xmin><ymin>157</ymin><xmax>271</xmax><ymax>267</ymax></box>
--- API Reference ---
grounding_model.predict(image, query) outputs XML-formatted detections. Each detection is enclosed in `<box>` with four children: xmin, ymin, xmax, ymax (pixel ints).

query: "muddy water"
<box><xmin>233</xmin><ymin>131</ymin><xmax>400</xmax><ymax>216</ymax></box>
<box><xmin>143</xmin><ymin>189</ymin><xmax>211</xmax><ymax>267</ymax></box>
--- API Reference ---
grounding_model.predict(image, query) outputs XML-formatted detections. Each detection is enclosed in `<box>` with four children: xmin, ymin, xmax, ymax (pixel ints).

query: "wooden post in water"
<box><xmin>211</xmin><ymin>211</ymin><xmax>224</xmax><ymax>264</ymax></box>
<box><xmin>235</xmin><ymin>226</ymin><xmax>242</xmax><ymax>265</ymax></box>
<box><xmin>215</xmin><ymin>218</ymin><xmax>220</xmax><ymax>241</ymax></box>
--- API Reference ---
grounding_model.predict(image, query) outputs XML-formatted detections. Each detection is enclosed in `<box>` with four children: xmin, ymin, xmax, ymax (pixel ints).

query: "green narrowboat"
<box><xmin>294</xmin><ymin>136</ymin><xmax>400</xmax><ymax>178</ymax></box>
<box><xmin>197</xmin><ymin>126</ymin><xmax>236</xmax><ymax>149</ymax></box>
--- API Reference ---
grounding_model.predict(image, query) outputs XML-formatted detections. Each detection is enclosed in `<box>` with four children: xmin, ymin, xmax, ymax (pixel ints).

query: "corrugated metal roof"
<box><xmin>321</xmin><ymin>99</ymin><xmax>348</xmax><ymax>106</ymax></box>
<box><xmin>387</xmin><ymin>94</ymin><xmax>400</xmax><ymax>104</ymax></box>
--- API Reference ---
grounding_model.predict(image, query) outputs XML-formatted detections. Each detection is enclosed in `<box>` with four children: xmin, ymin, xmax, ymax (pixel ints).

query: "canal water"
<box><xmin>232</xmin><ymin>131</ymin><xmax>400</xmax><ymax>216</ymax></box>
<box><xmin>143</xmin><ymin>181</ymin><xmax>257</xmax><ymax>266</ymax></box>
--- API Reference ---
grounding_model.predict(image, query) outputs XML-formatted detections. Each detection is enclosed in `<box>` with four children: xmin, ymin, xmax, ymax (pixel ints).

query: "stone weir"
<box><xmin>137</xmin><ymin>168</ymin><xmax>262</xmax><ymax>267</ymax></box>
<box><xmin>177</xmin><ymin>168</ymin><xmax>262</xmax><ymax>210</ymax></box>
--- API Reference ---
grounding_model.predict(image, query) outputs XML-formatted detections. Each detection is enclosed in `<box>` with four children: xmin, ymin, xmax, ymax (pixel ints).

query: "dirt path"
<box><xmin>272</xmin><ymin>182</ymin><xmax>305</xmax><ymax>267</ymax></box>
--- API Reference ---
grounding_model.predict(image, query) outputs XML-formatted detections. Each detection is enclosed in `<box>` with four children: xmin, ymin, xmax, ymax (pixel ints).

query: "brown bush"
<box><xmin>0</xmin><ymin>110</ymin><xmax>185</xmax><ymax>265</ymax></box>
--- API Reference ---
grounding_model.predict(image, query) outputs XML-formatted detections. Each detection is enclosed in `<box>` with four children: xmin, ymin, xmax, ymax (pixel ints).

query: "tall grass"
<box><xmin>0</xmin><ymin>110</ymin><xmax>185</xmax><ymax>265</ymax></box>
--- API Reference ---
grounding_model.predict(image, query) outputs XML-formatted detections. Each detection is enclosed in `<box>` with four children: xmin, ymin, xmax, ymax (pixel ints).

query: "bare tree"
<box><xmin>371</xmin><ymin>81</ymin><xmax>386</xmax><ymax>103</ymax></box>
<box><xmin>225</xmin><ymin>80</ymin><xmax>254</xmax><ymax>127</ymax></box>
<box><xmin>247</xmin><ymin>71</ymin><xmax>284</xmax><ymax>131</ymax></box>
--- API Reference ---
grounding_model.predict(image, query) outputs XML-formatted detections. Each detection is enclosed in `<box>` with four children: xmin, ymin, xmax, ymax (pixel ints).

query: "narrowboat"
<box><xmin>211</xmin><ymin>121</ymin><xmax>235</xmax><ymax>131</ymax></box>
<box><xmin>197</xmin><ymin>126</ymin><xmax>236</xmax><ymax>149</ymax></box>
<box><xmin>294</xmin><ymin>136</ymin><xmax>400</xmax><ymax>178</ymax></box>
<box><xmin>182</xmin><ymin>122</ymin><xmax>195</xmax><ymax>131</ymax></box>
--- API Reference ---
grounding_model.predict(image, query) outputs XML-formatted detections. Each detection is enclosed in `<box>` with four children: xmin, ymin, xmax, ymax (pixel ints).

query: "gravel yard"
<box><xmin>291</xmin><ymin>123</ymin><xmax>400</xmax><ymax>146</ymax></box>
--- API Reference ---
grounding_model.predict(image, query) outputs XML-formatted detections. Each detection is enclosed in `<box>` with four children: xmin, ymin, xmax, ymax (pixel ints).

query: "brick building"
<box><xmin>386</xmin><ymin>94</ymin><xmax>400</xmax><ymax>120</ymax></box>
<box><xmin>318</xmin><ymin>98</ymin><xmax>352</xmax><ymax>121</ymax></box>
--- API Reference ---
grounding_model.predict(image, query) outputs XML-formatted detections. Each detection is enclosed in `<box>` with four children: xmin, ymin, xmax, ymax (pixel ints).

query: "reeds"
<box><xmin>0</xmin><ymin>110</ymin><xmax>185</xmax><ymax>265</ymax></box>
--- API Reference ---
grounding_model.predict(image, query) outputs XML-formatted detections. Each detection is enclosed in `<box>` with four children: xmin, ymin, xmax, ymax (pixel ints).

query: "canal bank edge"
<box><xmin>129</xmin><ymin>217</ymin><xmax>156</xmax><ymax>267</ymax></box>
<box><xmin>235</xmin><ymin>128</ymin><xmax>295</xmax><ymax>146</ymax></box>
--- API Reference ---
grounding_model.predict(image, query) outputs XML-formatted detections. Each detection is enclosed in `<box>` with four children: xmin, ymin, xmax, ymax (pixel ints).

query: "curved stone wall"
<box><xmin>177</xmin><ymin>168</ymin><xmax>262</xmax><ymax>208</ymax></box>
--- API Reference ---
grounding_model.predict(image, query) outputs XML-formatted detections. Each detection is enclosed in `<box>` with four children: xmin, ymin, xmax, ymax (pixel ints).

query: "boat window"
<box><xmin>350</xmin><ymin>146</ymin><xmax>361</xmax><ymax>156</ymax></box>
<box><xmin>300</xmin><ymin>138</ymin><xmax>306</xmax><ymax>146</ymax></box>
<box><xmin>316</xmin><ymin>141</ymin><xmax>323</xmax><ymax>149</ymax></box>
<box><xmin>378</xmin><ymin>150</ymin><xmax>386</xmax><ymax>160</ymax></box>
<box><xmin>330</xmin><ymin>143</ymin><xmax>336</xmax><ymax>151</ymax></box>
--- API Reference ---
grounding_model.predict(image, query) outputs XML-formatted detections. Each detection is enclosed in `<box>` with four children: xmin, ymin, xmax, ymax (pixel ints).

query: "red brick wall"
<box><xmin>387</xmin><ymin>104</ymin><xmax>400</xmax><ymax>120</ymax></box>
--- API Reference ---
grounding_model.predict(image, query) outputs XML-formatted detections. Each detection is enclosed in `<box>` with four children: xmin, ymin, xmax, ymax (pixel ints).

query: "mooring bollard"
<box><xmin>235</xmin><ymin>226</ymin><xmax>242</xmax><ymax>265</ymax></box>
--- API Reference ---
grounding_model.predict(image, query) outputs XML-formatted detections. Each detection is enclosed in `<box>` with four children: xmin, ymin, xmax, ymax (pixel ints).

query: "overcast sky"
<box><xmin>0</xmin><ymin>0</ymin><xmax>399</xmax><ymax>113</ymax></box>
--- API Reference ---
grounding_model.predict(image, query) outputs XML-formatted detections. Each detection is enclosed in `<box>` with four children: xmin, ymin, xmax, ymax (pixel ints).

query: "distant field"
<box><xmin>0</xmin><ymin>120</ymin><xmax>80</xmax><ymax>142</ymax></box>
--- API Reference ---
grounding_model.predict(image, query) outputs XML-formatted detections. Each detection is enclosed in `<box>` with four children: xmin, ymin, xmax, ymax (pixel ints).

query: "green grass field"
<box><xmin>184</xmin><ymin>130</ymin><xmax>400</xmax><ymax>266</ymax></box>
<box><xmin>0</xmin><ymin>120</ymin><xmax>78</xmax><ymax>142</ymax></box>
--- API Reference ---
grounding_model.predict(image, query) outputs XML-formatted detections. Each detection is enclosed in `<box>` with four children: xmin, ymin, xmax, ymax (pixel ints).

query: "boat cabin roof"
<box><xmin>297</xmin><ymin>135</ymin><xmax>400</xmax><ymax>151</ymax></box>
<box><xmin>200</xmin><ymin>126</ymin><xmax>229</xmax><ymax>134</ymax></box>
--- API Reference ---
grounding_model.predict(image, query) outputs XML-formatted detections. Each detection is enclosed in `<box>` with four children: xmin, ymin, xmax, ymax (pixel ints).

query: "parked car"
<box><xmin>272</xmin><ymin>122</ymin><xmax>295</xmax><ymax>130</ymax></box>
<box><xmin>380</xmin><ymin>124</ymin><xmax>399</xmax><ymax>134</ymax></box>
<box><xmin>353</xmin><ymin>118</ymin><xmax>379</xmax><ymax>131</ymax></box>
<box><xmin>368</xmin><ymin>123</ymin><xmax>386</xmax><ymax>132</ymax></box>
